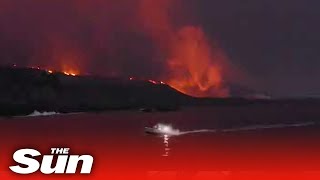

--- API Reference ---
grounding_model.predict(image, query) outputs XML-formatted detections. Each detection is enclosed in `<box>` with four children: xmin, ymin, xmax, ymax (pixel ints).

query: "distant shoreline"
<box><xmin>0</xmin><ymin>67</ymin><xmax>319</xmax><ymax>116</ymax></box>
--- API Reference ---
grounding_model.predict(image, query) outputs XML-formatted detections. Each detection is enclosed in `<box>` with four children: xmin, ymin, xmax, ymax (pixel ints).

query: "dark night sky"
<box><xmin>194</xmin><ymin>0</ymin><xmax>320</xmax><ymax>97</ymax></box>
<box><xmin>0</xmin><ymin>0</ymin><xmax>319</xmax><ymax>97</ymax></box>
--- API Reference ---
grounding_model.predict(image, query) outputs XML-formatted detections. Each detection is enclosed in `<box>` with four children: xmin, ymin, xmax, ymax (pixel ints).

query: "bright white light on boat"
<box><xmin>156</xmin><ymin>124</ymin><xmax>174</xmax><ymax>133</ymax></box>
<box><xmin>162</xmin><ymin>126</ymin><xmax>171</xmax><ymax>132</ymax></box>
<box><xmin>151</xmin><ymin>123</ymin><xmax>180</xmax><ymax>136</ymax></box>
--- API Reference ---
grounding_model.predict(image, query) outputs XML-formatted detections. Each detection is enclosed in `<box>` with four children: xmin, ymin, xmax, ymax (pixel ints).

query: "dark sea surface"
<box><xmin>1</xmin><ymin>106</ymin><xmax>320</xmax><ymax>179</ymax></box>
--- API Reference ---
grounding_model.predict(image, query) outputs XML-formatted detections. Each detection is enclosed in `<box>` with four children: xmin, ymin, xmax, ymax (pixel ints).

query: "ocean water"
<box><xmin>1</xmin><ymin>106</ymin><xmax>320</xmax><ymax>179</ymax></box>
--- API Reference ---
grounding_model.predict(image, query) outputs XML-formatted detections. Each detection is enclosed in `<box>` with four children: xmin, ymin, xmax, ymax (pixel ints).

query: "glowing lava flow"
<box><xmin>26</xmin><ymin>64</ymin><xmax>80</xmax><ymax>77</ymax></box>
<box><xmin>148</xmin><ymin>80</ymin><xmax>158</xmax><ymax>84</ymax></box>
<box><xmin>129</xmin><ymin>77</ymin><xmax>166</xmax><ymax>85</ymax></box>
<box><xmin>61</xmin><ymin>65</ymin><xmax>80</xmax><ymax>76</ymax></box>
<box><xmin>63</xmin><ymin>71</ymin><xmax>77</xmax><ymax>76</ymax></box>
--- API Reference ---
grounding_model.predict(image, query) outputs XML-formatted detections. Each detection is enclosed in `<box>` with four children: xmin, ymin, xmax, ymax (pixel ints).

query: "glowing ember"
<box><xmin>129</xmin><ymin>77</ymin><xmax>166</xmax><ymax>85</ymax></box>
<box><xmin>26</xmin><ymin>65</ymin><xmax>81</xmax><ymax>77</ymax></box>
<box><xmin>62</xmin><ymin>66</ymin><xmax>80</xmax><ymax>77</ymax></box>
<box><xmin>30</xmin><ymin>66</ymin><xmax>40</xmax><ymax>70</ymax></box>
<box><xmin>148</xmin><ymin>80</ymin><xmax>158</xmax><ymax>84</ymax></box>
<box><xmin>63</xmin><ymin>71</ymin><xmax>78</xmax><ymax>76</ymax></box>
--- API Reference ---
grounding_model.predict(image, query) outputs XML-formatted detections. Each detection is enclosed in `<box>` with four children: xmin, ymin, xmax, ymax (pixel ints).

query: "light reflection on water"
<box><xmin>162</xmin><ymin>135</ymin><xmax>170</xmax><ymax>157</ymax></box>
<box><xmin>1</xmin><ymin>108</ymin><xmax>319</xmax><ymax>177</ymax></box>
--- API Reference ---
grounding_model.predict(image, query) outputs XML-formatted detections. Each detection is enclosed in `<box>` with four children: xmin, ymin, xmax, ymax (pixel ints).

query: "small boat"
<box><xmin>144</xmin><ymin>127</ymin><xmax>163</xmax><ymax>135</ymax></box>
<box><xmin>144</xmin><ymin>124</ymin><xmax>180</xmax><ymax>136</ymax></box>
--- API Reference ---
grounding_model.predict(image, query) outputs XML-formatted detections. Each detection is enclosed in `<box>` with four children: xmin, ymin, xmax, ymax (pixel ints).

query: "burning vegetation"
<box><xmin>11</xmin><ymin>64</ymin><xmax>81</xmax><ymax>77</ymax></box>
<box><xmin>62</xmin><ymin>69</ymin><xmax>79</xmax><ymax>77</ymax></box>
<box><xmin>129</xmin><ymin>77</ymin><xmax>166</xmax><ymax>85</ymax></box>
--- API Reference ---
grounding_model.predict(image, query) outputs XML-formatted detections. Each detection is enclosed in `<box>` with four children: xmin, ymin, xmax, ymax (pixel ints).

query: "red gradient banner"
<box><xmin>1</xmin><ymin>113</ymin><xmax>320</xmax><ymax>179</ymax></box>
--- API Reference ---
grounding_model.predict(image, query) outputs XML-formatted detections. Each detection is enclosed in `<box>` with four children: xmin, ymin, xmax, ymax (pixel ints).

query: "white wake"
<box><xmin>175</xmin><ymin>122</ymin><xmax>315</xmax><ymax>136</ymax></box>
<box><xmin>26</xmin><ymin>110</ymin><xmax>60</xmax><ymax>117</ymax></box>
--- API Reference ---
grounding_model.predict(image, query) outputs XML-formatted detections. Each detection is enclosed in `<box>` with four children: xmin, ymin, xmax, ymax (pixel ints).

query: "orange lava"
<box><xmin>27</xmin><ymin>64</ymin><xmax>80</xmax><ymax>77</ymax></box>
<box><xmin>63</xmin><ymin>69</ymin><xmax>79</xmax><ymax>76</ymax></box>
<box><xmin>63</xmin><ymin>72</ymin><xmax>76</xmax><ymax>76</ymax></box>
<box><xmin>61</xmin><ymin>63</ymin><xmax>80</xmax><ymax>76</ymax></box>
<box><xmin>130</xmin><ymin>77</ymin><xmax>165</xmax><ymax>85</ymax></box>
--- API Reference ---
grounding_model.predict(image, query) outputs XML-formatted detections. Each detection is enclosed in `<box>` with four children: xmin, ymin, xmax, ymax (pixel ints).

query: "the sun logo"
<box><xmin>9</xmin><ymin>148</ymin><xmax>94</xmax><ymax>174</ymax></box>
